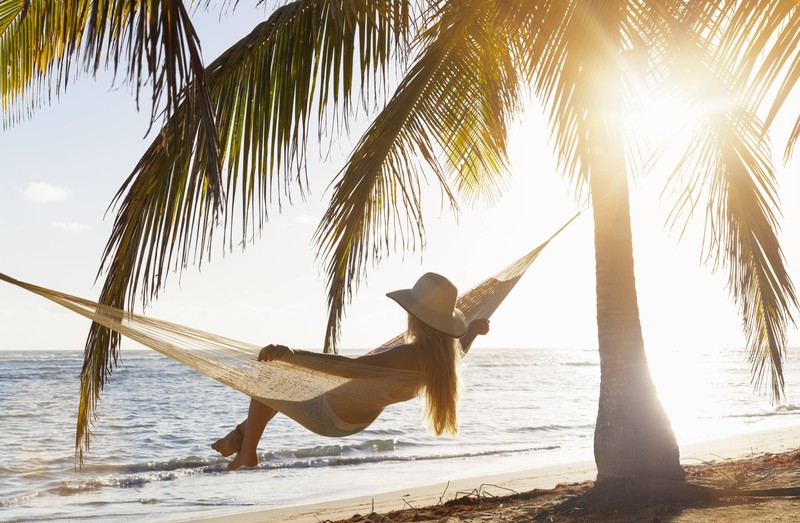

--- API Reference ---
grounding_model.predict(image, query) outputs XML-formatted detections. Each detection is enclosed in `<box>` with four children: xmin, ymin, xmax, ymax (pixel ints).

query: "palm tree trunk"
<box><xmin>584</xmin><ymin>1</ymin><xmax>685</xmax><ymax>487</ymax></box>
<box><xmin>589</xmin><ymin>131</ymin><xmax>685</xmax><ymax>483</ymax></box>
<box><xmin>586</xmin><ymin>108</ymin><xmax>684</xmax><ymax>488</ymax></box>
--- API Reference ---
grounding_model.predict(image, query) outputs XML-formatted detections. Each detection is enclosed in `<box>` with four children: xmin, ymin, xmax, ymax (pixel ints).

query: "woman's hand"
<box><xmin>258</xmin><ymin>344</ymin><xmax>294</xmax><ymax>362</ymax></box>
<box><xmin>468</xmin><ymin>318</ymin><xmax>490</xmax><ymax>336</ymax></box>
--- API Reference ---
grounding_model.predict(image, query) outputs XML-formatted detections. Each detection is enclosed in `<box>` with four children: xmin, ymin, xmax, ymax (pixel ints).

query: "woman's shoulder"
<box><xmin>369</xmin><ymin>343</ymin><xmax>403</xmax><ymax>355</ymax></box>
<box><xmin>357</xmin><ymin>343</ymin><xmax>420</xmax><ymax>371</ymax></box>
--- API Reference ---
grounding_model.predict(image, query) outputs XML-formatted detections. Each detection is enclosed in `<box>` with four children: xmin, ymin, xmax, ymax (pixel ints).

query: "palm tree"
<box><xmin>2</xmin><ymin>0</ymin><xmax>798</xmax><ymax>496</ymax></box>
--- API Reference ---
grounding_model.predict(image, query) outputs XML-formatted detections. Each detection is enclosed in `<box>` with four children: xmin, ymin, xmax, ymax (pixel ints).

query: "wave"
<box><xmin>718</xmin><ymin>404</ymin><xmax>800</xmax><ymax>419</ymax></box>
<box><xmin>0</xmin><ymin>351</ymin><xmax>84</xmax><ymax>361</ymax></box>
<box><xmin>254</xmin><ymin>445</ymin><xmax>562</xmax><ymax>471</ymax></box>
<box><xmin>79</xmin><ymin>455</ymin><xmax>218</xmax><ymax>475</ymax></box>
<box><xmin>507</xmin><ymin>423</ymin><xmax>594</xmax><ymax>434</ymax></box>
<box><xmin>0</xmin><ymin>491</ymin><xmax>39</xmax><ymax>509</ymax></box>
<box><xmin>54</xmin><ymin>463</ymin><xmax>221</xmax><ymax>497</ymax></box>
<box><xmin>468</xmin><ymin>362</ymin><xmax>546</xmax><ymax>369</ymax></box>
<box><xmin>50</xmin><ymin>442</ymin><xmax>561</xmax><ymax>496</ymax></box>
<box><xmin>0</xmin><ymin>368</ymin><xmax>74</xmax><ymax>380</ymax></box>
<box><xmin>468</xmin><ymin>360</ymin><xmax>598</xmax><ymax>369</ymax></box>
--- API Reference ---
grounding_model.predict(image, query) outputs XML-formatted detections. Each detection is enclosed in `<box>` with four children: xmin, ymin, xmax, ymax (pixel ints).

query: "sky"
<box><xmin>2</xmin><ymin>3</ymin><xmax>800</xmax><ymax>359</ymax></box>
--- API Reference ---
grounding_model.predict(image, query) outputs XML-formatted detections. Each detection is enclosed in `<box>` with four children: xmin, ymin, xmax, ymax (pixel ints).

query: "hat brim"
<box><xmin>387</xmin><ymin>289</ymin><xmax>467</xmax><ymax>338</ymax></box>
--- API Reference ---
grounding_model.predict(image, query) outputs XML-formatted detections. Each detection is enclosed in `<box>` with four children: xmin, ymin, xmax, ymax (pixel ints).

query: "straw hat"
<box><xmin>386</xmin><ymin>272</ymin><xmax>467</xmax><ymax>337</ymax></box>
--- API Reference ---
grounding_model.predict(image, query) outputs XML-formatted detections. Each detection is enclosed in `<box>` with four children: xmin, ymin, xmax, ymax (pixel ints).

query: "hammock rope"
<box><xmin>0</xmin><ymin>214</ymin><xmax>577</xmax><ymax>437</ymax></box>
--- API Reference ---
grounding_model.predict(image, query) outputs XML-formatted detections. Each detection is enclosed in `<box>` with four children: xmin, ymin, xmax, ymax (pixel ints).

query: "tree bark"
<box><xmin>589</xmin><ymin>136</ymin><xmax>685</xmax><ymax>482</ymax></box>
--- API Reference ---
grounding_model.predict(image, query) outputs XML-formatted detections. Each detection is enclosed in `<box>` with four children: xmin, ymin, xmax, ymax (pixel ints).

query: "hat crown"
<box><xmin>411</xmin><ymin>272</ymin><xmax>458</xmax><ymax>314</ymax></box>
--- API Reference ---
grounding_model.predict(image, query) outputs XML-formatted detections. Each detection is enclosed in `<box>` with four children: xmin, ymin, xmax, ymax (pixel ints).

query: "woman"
<box><xmin>212</xmin><ymin>272</ymin><xmax>490</xmax><ymax>471</ymax></box>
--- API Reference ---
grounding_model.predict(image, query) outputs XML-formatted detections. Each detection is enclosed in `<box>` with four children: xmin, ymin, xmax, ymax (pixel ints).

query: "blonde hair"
<box><xmin>407</xmin><ymin>314</ymin><xmax>461</xmax><ymax>436</ymax></box>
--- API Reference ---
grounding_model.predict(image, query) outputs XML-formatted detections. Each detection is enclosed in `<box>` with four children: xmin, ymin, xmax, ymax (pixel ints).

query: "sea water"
<box><xmin>1</xmin><ymin>346</ymin><xmax>799</xmax><ymax>522</ymax></box>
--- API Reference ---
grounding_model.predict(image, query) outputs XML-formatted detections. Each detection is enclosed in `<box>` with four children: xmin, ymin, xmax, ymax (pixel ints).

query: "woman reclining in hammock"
<box><xmin>212</xmin><ymin>272</ymin><xmax>490</xmax><ymax>471</ymax></box>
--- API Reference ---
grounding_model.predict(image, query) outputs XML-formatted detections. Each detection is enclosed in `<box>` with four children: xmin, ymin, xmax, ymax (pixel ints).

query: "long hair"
<box><xmin>406</xmin><ymin>314</ymin><xmax>461</xmax><ymax>436</ymax></box>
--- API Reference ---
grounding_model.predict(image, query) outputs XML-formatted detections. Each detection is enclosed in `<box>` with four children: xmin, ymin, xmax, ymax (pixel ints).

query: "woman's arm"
<box><xmin>460</xmin><ymin>318</ymin><xmax>490</xmax><ymax>355</ymax></box>
<box><xmin>258</xmin><ymin>343</ymin><xmax>419</xmax><ymax>371</ymax></box>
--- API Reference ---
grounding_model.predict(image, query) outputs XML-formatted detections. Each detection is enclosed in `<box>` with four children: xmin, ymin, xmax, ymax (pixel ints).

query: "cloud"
<box><xmin>51</xmin><ymin>221</ymin><xmax>92</xmax><ymax>233</ymax></box>
<box><xmin>22</xmin><ymin>182</ymin><xmax>71</xmax><ymax>204</ymax></box>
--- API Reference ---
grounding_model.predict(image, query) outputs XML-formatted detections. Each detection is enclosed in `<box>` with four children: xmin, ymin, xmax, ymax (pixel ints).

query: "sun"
<box><xmin>623</xmin><ymin>90</ymin><xmax>705</xmax><ymax>164</ymax></box>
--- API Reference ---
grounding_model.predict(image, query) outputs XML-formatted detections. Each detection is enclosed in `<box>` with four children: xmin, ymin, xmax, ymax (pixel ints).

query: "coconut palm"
<box><xmin>2</xmin><ymin>0</ymin><xmax>798</xmax><ymax>496</ymax></box>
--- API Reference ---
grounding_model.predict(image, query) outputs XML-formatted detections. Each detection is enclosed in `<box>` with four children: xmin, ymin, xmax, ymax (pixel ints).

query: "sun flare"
<box><xmin>624</xmin><ymin>92</ymin><xmax>704</xmax><ymax>158</ymax></box>
<box><xmin>646</xmin><ymin>346</ymin><xmax>719</xmax><ymax>444</ymax></box>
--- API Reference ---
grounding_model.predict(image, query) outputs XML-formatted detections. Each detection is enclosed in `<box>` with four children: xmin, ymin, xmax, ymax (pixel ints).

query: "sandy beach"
<box><xmin>187</xmin><ymin>425</ymin><xmax>800</xmax><ymax>522</ymax></box>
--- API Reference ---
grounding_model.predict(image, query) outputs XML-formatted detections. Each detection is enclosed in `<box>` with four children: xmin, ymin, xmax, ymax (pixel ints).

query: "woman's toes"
<box><xmin>211</xmin><ymin>427</ymin><xmax>244</xmax><ymax>457</ymax></box>
<box><xmin>227</xmin><ymin>453</ymin><xmax>258</xmax><ymax>471</ymax></box>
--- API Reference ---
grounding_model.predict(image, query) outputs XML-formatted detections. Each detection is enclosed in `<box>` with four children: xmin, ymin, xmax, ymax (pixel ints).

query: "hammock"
<box><xmin>0</xmin><ymin>215</ymin><xmax>576</xmax><ymax>437</ymax></box>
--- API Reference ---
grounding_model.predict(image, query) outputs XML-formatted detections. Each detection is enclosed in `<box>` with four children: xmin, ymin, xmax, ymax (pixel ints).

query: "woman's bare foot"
<box><xmin>211</xmin><ymin>424</ymin><xmax>244</xmax><ymax>457</ymax></box>
<box><xmin>227</xmin><ymin>451</ymin><xmax>258</xmax><ymax>471</ymax></box>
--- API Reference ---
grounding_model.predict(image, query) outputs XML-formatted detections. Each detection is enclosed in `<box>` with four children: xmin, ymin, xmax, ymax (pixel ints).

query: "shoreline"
<box><xmin>186</xmin><ymin>425</ymin><xmax>800</xmax><ymax>523</ymax></box>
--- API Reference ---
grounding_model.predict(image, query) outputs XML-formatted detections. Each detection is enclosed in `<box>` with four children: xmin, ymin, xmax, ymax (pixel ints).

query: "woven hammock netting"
<box><xmin>0</xmin><ymin>216</ymin><xmax>575</xmax><ymax>437</ymax></box>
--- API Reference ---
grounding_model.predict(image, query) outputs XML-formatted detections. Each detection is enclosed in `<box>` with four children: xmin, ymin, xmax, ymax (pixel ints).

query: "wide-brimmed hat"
<box><xmin>387</xmin><ymin>272</ymin><xmax>467</xmax><ymax>337</ymax></box>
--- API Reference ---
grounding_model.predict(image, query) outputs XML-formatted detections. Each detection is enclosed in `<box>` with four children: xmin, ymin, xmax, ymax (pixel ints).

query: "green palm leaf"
<box><xmin>0</xmin><ymin>0</ymin><xmax>87</xmax><ymax>121</ymax></box>
<box><xmin>0</xmin><ymin>0</ymin><xmax>223</xmax><ymax>202</ymax></box>
<box><xmin>314</xmin><ymin>0</ymin><xmax>521</xmax><ymax>351</ymax></box>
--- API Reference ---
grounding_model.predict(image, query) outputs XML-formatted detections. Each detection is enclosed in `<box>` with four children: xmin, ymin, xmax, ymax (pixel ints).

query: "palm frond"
<box><xmin>751</xmin><ymin>6</ymin><xmax>800</xmax><ymax>160</ymax></box>
<box><xmin>667</xmin><ymin>91</ymin><xmax>796</xmax><ymax>402</ymax></box>
<box><xmin>517</xmin><ymin>1</ymin><xmax>607</xmax><ymax>192</ymax></box>
<box><xmin>708</xmin><ymin>110</ymin><xmax>794</xmax><ymax>401</ymax></box>
<box><xmin>0</xmin><ymin>0</ymin><xmax>223</xmax><ymax>205</ymax></box>
<box><xmin>85</xmin><ymin>0</ymin><xmax>224</xmax><ymax>203</ymax></box>
<box><xmin>620</xmin><ymin>2</ymin><xmax>737</xmax><ymax>175</ymax></box>
<box><xmin>644</xmin><ymin>6</ymin><xmax>799</xmax><ymax>401</ymax></box>
<box><xmin>717</xmin><ymin>3</ymin><xmax>800</xmax><ymax>160</ymax></box>
<box><xmin>0</xmin><ymin>0</ymin><xmax>88</xmax><ymax>124</ymax></box>
<box><xmin>314</xmin><ymin>0</ymin><xmax>521</xmax><ymax>352</ymax></box>
<box><xmin>76</xmin><ymin>0</ymin><xmax>410</xmax><ymax>464</ymax></box>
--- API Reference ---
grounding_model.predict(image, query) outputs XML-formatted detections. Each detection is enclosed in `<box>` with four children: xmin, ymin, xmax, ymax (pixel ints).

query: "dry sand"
<box><xmin>188</xmin><ymin>426</ymin><xmax>800</xmax><ymax>522</ymax></box>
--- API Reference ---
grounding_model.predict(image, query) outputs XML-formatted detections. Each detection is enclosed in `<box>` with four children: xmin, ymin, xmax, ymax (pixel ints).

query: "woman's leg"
<box><xmin>211</xmin><ymin>420</ymin><xmax>247</xmax><ymax>457</ymax></box>
<box><xmin>228</xmin><ymin>398</ymin><xmax>278</xmax><ymax>470</ymax></box>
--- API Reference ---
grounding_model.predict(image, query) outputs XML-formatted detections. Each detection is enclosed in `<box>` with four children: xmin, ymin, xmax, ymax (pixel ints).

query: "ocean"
<box><xmin>2</xmin><ymin>346</ymin><xmax>799</xmax><ymax>522</ymax></box>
